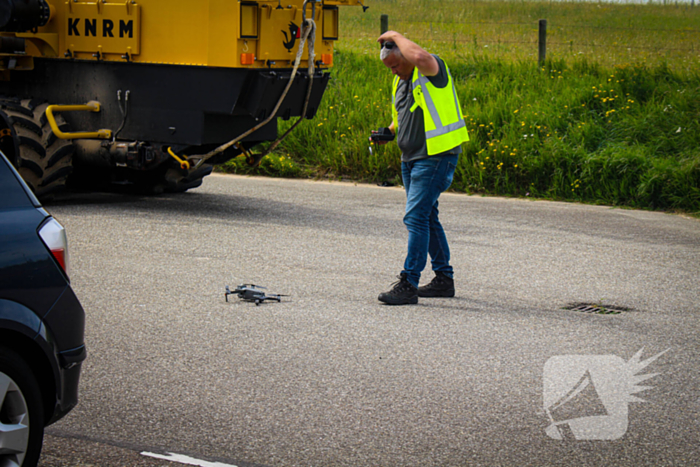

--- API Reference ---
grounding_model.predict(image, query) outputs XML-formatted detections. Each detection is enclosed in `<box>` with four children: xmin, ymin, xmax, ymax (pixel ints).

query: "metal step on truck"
<box><xmin>0</xmin><ymin>0</ymin><xmax>363</xmax><ymax>199</ymax></box>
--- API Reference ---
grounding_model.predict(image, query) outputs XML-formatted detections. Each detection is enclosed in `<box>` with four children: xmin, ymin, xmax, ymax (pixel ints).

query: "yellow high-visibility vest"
<box><xmin>392</xmin><ymin>63</ymin><xmax>469</xmax><ymax>155</ymax></box>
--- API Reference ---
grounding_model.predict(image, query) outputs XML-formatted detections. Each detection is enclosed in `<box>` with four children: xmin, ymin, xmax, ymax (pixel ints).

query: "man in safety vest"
<box><xmin>375</xmin><ymin>31</ymin><xmax>469</xmax><ymax>305</ymax></box>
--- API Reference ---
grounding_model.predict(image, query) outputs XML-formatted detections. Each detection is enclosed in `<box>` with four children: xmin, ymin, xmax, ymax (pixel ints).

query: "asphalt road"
<box><xmin>40</xmin><ymin>173</ymin><xmax>699</xmax><ymax>466</ymax></box>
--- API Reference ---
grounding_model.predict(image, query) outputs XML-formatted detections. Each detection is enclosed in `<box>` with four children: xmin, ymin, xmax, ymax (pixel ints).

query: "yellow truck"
<box><xmin>0</xmin><ymin>0</ymin><xmax>363</xmax><ymax>198</ymax></box>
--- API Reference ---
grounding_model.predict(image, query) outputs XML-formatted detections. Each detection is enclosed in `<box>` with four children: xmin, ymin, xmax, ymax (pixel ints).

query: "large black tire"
<box><xmin>0</xmin><ymin>99</ymin><xmax>75</xmax><ymax>200</ymax></box>
<box><xmin>0</xmin><ymin>347</ymin><xmax>45</xmax><ymax>467</ymax></box>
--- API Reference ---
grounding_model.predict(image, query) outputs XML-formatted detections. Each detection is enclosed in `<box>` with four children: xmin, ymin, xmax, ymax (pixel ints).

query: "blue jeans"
<box><xmin>401</xmin><ymin>155</ymin><xmax>458</xmax><ymax>287</ymax></box>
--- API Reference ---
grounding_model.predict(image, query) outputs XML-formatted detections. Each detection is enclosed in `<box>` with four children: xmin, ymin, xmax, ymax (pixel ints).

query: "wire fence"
<box><xmin>379</xmin><ymin>19</ymin><xmax>700</xmax><ymax>51</ymax></box>
<box><xmin>340</xmin><ymin>15</ymin><xmax>700</xmax><ymax>66</ymax></box>
<box><xmin>391</xmin><ymin>18</ymin><xmax>700</xmax><ymax>31</ymax></box>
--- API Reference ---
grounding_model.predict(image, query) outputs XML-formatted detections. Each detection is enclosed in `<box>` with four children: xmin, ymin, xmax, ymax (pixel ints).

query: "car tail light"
<box><xmin>39</xmin><ymin>218</ymin><xmax>69</xmax><ymax>277</ymax></box>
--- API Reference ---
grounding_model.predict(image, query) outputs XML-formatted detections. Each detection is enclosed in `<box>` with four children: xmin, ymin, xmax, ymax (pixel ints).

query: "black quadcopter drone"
<box><xmin>225</xmin><ymin>284</ymin><xmax>288</xmax><ymax>305</ymax></box>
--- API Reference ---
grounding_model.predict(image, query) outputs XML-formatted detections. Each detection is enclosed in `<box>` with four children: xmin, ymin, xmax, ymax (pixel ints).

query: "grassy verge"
<box><xmin>221</xmin><ymin>1</ymin><xmax>700</xmax><ymax>215</ymax></box>
<box><xmin>337</xmin><ymin>0</ymin><xmax>700</xmax><ymax>71</ymax></box>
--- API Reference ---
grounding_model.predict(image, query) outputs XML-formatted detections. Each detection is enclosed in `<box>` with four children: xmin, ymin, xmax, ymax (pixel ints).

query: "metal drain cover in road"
<box><xmin>564</xmin><ymin>303</ymin><xmax>631</xmax><ymax>315</ymax></box>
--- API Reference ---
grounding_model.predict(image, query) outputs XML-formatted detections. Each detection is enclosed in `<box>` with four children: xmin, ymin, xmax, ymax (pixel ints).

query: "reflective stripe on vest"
<box><xmin>413</xmin><ymin>69</ymin><xmax>469</xmax><ymax>154</ymax></box>
<box><xmin>414</xmin><ymin>73</ymin><xmax>467</xmax><ymax>139</ymax></box>
<box><xmin>392</xmin><ymin>62</ymin><xmax>469</xmax><ymax>156</ymax></box>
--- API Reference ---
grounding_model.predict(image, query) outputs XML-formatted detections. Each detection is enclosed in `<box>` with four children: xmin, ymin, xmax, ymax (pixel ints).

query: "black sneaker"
<box><xmin>417</xmin><ymin>271</ymin><xmax>455</xmax><ymax>297</ymax></box>
<box><xmin>378</xmin><ymin>274</ymin><xmax>418</xmax><ymax>305</ymax></box>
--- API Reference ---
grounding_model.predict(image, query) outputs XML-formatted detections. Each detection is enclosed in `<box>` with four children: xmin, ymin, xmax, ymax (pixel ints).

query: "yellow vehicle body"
<box><xmin>10</xmin><ymin>0</ymin><xmax>356</xmax><ymax>69</ymax></box>
<box><xmin>0</xmin><ymin>0</ymin><xmax>363</xmax><ymax>198</ymax></box>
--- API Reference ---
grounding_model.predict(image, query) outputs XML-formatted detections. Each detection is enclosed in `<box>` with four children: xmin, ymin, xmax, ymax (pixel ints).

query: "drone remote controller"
<box><xmin>370</xmin><ymin>127</ymin><xmax>395</xmax><ymax>142</ymax></box>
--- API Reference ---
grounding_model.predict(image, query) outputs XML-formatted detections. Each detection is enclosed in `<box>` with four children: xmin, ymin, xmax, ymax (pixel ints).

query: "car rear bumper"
<box><xmin>42</xmin><ymin>286</ymin><xmax>87</xmax><ymax>425</ymax></box>
<box><xmin>49</xmin><ymin>347</ymin><xmax>86</xmax><ymax>424</ymax></box>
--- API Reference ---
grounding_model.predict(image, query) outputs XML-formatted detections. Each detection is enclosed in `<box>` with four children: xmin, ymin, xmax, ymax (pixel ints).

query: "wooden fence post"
<box><xmin>538</xmin><ymin>19</ymin><xmax>547</xmax><ymax>66</ymax></box>
<box><xmin>381</xmin><ymin>15</ymin><xmax>389</xmax><ymax>35</ymax></box>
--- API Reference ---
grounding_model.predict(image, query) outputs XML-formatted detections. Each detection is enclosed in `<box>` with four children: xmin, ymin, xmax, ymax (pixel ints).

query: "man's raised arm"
<box><xmin>378</xmin><ymin>30</ymin><xmax>439</xmax><ymax>77</ymax></box>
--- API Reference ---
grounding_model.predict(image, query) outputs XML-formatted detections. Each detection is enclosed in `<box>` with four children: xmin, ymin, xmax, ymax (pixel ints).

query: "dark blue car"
<box><xmin>0</xmin><ymin>151</ymin><xmax>86</xmax><ymax>466</ymax></box>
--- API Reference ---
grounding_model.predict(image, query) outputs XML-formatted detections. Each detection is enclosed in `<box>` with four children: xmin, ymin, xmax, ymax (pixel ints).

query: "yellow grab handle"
<box><xmin>45</xmin><ymin>101</ymin><xmax>112</xmax><ymax>140</ymax></box>
<box><xmin>167</xmin><ymin>147</ymin><xmax>190</xmax><ymax>170</ymax></box>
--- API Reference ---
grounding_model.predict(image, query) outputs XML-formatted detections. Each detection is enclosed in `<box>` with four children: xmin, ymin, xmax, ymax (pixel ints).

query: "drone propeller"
<box><xmin>238</xmin><ymin>284</ymin><xmax>266</xmax><ymax>290</ymax></box>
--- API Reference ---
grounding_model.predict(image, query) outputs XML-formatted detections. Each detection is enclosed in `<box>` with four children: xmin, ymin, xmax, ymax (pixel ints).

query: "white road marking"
<box><xmin>140</xmin><ymin>451</ymin><xmax>239</xmax><ymax>467</ymax></box>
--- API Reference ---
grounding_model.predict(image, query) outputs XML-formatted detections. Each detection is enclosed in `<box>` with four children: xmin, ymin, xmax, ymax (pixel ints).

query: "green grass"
<box><xmin>221</xmin><ymin>0</ymin><xmax>700</xmax><ymax>215</ymax></box>
<box><xmin>338</xmin><ymin>0</ymin><xmax>700</xmax><ymax>71</ymax></box>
